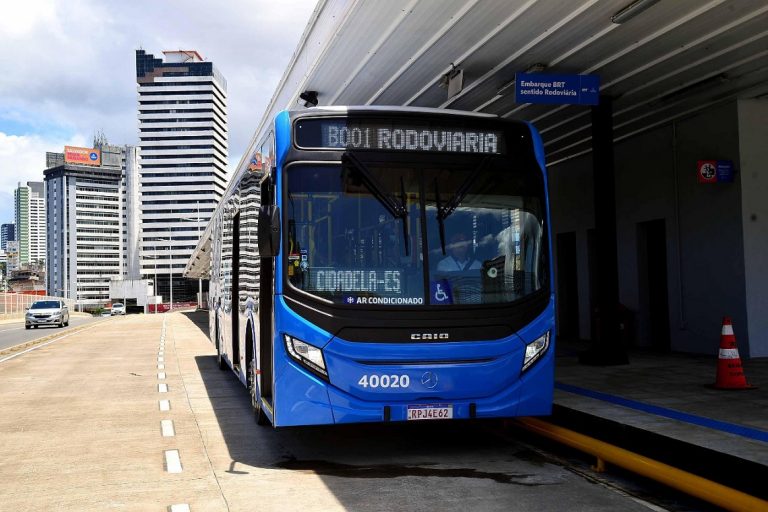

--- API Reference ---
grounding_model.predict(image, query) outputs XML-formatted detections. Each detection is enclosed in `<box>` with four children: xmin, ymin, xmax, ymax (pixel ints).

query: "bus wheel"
<box><xmin>215</xmin><ymin>323</ymin><xmax>226</xmax><ymax>371</ymax></box>
<box><xmin>249</xmin><ymin>361</ymin><xmax>269</xmax><ymax>426</ymax></box>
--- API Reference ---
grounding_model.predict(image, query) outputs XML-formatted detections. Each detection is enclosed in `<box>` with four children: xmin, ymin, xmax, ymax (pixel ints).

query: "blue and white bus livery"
<box><xmin>205</xmin><ymin>106</ymin><xmax>554</xmax><ymax>427</ymax></box>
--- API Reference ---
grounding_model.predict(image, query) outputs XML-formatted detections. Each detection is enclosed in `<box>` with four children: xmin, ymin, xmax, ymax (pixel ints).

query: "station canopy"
<box><xmin>185</xmin><ymin>0</ymin><xmax>768</xmax><ymax>279</ymax></box>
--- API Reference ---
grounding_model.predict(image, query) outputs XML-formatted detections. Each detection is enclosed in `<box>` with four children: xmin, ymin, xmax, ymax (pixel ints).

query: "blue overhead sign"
<box><xmin>515</xmin><ymin>73</ymin><xmax>600</xmax><ymax>105</ymax></box>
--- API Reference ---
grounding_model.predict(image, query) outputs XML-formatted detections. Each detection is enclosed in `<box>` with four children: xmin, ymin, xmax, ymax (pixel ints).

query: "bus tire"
<box><xmin>249</xmin><ymin>361</ymin><xmax>269</xmax><ymax>426</ymax></box>
<box><xmin>215</xmin><ymin>319</ymin><xmax>226</xmax><ymax>371</ymax></box>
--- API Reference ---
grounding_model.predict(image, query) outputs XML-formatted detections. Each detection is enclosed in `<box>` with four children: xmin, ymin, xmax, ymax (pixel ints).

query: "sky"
<box><xmin>0</xmin><ymin>0</ymin><xmax>318</xmax><ymax>224</ymax></box>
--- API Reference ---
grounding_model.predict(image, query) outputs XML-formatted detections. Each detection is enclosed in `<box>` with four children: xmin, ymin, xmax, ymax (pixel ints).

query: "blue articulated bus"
<box><xmin>209</xmin><ymin>106</ymin><xmax>554</xmax><ymax>427</ymax></box>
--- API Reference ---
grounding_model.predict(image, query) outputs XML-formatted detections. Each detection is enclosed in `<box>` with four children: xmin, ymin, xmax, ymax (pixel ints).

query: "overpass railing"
<box><xmin>0</xmin><ymin>293</ymin><xmax>77</xmax><ymax>321</ymax></box>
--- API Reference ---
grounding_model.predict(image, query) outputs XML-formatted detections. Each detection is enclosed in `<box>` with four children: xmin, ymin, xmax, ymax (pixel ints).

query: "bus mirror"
<box><xmin>258</xmin><ymin>205</ymin><xmax>281</xmax><ymax>257</ymax></box>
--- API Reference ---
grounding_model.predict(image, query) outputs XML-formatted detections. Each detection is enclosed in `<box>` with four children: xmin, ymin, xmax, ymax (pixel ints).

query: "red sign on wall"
<box><xmin>64</xmin><ymin>146</ymin><xmax>101</xmax><ymax>166</ymax></box>
<box><xmin>697</xmin><ymin>160</ymin><xmax>717</xmax><ymax>183</ymax></box>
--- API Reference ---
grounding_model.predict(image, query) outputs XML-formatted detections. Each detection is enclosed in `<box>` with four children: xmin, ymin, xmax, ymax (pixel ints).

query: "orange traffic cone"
<box><xmin>713</xmin><ymin>317</ymin><xmax>756</xmax><ymax>390</ymax></box>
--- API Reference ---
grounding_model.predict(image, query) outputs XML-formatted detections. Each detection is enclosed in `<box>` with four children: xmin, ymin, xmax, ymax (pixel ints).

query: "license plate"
<box><xmin>407</xmin><ymin>404</ymin><xmax>453</xmax><ymax>421</ymax></box>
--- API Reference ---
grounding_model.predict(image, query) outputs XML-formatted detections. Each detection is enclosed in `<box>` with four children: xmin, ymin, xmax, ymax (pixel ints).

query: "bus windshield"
<box><xmin>285</xmin><ymin>156</ymin><xmax>546</xmax><ymax>307</ymax></box>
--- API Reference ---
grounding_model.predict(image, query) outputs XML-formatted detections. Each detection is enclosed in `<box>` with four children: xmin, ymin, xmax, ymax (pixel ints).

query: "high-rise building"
<box><xmin>1</xmin><ymin>223</ymin><xmax>15</xmax><ymax>251</ymax></box>
<box><xmin>6</xmin><ymin>241</ymin><xmax>19</xmax><ymax>273</ymax></box>
<box><xmin>14</xmin><ymin>182</ymin><xmax>46</xmax><ymax>267</ymax></box>
<box><xmin>45</xmin><ymin>142</ymin><xmax>132</xmax><ymax>305</ymax></box>
<box><xmin>136</xmin><ymin>49</ymin><xmax>226</xmax><ymax>304</ymax></box>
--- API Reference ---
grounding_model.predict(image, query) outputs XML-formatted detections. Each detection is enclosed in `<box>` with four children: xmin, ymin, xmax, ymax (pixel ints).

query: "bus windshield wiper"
<box><xmin>435</xmin><ymin>157</ymin><xmax>491</xmax><ymax>255</ymax></box>
<box><xmin>343</xmin><ymin>152</ymin><xmax>410</xmax><ymax>255</ymax></box>
<box><xmin>434</xmin><ymin>178</ymin><xmax>447</xmax><ymax>255</ymax></box>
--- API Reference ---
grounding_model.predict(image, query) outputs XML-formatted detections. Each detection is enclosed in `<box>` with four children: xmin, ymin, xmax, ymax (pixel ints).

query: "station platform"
<box><xmin>551</xmin><ymin>340</ymin><xmax>768</xmax><ymax>497</ymax></box>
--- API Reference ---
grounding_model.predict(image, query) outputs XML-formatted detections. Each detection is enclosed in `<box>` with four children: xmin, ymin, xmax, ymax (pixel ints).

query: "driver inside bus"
<box><xmin>437</xmin><ymin>231</ymin><xmax>482</xmax><ymax>272</ymax></box>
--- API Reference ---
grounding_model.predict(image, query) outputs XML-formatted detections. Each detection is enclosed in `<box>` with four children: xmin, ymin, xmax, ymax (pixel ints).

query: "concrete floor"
<box><xmin>0</xmin><ymin>312</ymin><xmax>666</xmax><ymax>511</ymax></box>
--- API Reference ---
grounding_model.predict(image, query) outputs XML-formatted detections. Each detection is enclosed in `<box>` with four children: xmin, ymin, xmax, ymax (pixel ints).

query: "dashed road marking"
<box><xmin>159</xmin><ymin>399</ymin><xmax>170</xmax><ymax>411</ymax></box>
<box><xmin>164</xmin><ymin>450</ymin><xmax>182</xmax><ymax>473</ymax></box>
<box><xmin>158</xmin><ymin>372</ymin><xmax>166</xmax><ymax>380</ymax></box>
<box><xmin>158</xmin><ymin>363</ymin><xmax>165</xmax><ymax>370</ymax></box>
<box><xmin>158</xmin><ymin>356</ymin><xmax>164</xmax><ymax>362</ymax></box>
<box><xmin>161</xmin><ymin>419</ymin><xmax>175</xmax><ymax>437</ymax></box>
<box><xmin>158</xmin><ymin>383</ymin><xmax>168</xmax><ymax>393</ymax></box>
<box><xmin>169</xmin><ymin>504</ymin><xmax>190</xmax><ymax>512</ymax></box>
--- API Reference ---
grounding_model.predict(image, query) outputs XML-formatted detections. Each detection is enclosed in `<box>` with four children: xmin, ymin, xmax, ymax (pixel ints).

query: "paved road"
<box><xmin>0</xmin><ymin>315</ymin><xmax>103</xmax><ymax>352</ymax></box>
<box><xmin>0</xmin><ymin>312</ymin><xmax>660</xmax><ymax>511</ymax></box>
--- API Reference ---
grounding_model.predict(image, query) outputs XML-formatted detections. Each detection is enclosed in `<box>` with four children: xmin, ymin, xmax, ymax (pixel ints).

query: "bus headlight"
<box><xmin>522</xmin><ymin>331</ymin><xmax>550</xmax><ymax>372</ymax></box>
<box><xmin>284</xmin><ymin>335</ymin><xmax>328</xmax><ymax>378</ymax></box>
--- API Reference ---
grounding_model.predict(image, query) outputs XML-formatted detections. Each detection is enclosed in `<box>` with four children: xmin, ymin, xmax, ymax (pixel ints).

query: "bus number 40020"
<box><xmin>358</xmin><ymin>374</ymin><xmax>410</xmax><ymax>388</ymax></box>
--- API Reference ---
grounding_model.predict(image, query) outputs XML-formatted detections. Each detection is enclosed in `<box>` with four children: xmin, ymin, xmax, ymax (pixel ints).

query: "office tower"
<box><xmin>45</xmin><ymin>143</ymin><xmax>125</xmax><ymax>305</ymax></box>
<box><xmin>14</xmin><ymin>182</ymin><xmax>46</xmax><ymax>267</ymax></box>
<box><xmin>136</xmin><ymin>49</ymin><xmax>226</xmax><ymax>304</ymax></box>
<box><xmin>1</xmin><ymin>223</ymin><xmax>15</xmax><ymax>251</ymax></box>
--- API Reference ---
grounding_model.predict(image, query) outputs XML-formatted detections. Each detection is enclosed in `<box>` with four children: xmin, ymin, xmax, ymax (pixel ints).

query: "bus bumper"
<box><xmin>272</xmin><ymin>349</ymin><xmax>554</xmax><ymax>427</ymax></box>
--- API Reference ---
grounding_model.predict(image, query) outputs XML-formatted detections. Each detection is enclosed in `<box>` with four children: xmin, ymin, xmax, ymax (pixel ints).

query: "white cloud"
<box><xmin>0</xmin><ymin>0</ymin><xmax>318</xmax><ymax>228</ymax></box>
<box><xmin>0</xmin><ymin>0</ymin><xmax>58</xmax><ymax>38</ymax></box>
<box><xmin>0</xmin><ymin>0</ymin><xmax>318</xmax><ymax>172</ymax></box>
<box><xmin>0</xmin><ymin>131</ymin><xmax>89</xmax><ymax>222</ymax></box>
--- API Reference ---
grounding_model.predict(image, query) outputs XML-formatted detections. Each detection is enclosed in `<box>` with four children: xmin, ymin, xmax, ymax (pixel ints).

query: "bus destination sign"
<box><xmin>296</xmin><ymin>119</ymin><xmax>503</xmax><ymax>154</ymax></box>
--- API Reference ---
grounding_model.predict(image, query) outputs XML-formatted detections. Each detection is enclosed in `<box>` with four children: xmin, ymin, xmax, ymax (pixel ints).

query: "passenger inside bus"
<box><xmin>436</xmin><ymin>231</ymin><xmax>481</xmax><ymax>272</ymax></box>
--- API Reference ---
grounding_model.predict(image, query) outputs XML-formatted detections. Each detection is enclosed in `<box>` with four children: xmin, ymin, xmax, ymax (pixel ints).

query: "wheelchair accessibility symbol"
<box><xmin>430</xmin><ymin>281</ymin><xmax>453</xmax><ymax>304</ymax></box>
<box><xmin>434</xmin><ymin>284</ymin><xmax>448</xmax><ymax>302</ymax></box>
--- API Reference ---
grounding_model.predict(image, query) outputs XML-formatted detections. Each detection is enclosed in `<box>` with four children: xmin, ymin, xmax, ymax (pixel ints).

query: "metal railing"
<box><xmin>0</xmin><ymin>293</ymin><xmax>77</xmax><ymax>320</ymax></box>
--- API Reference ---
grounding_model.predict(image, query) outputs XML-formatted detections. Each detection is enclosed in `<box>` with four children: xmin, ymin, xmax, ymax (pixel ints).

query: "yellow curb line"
<box><xmin>515</xmin><ymin>417</ymin><xmax>767</xmax><ymax>512</ymax></box>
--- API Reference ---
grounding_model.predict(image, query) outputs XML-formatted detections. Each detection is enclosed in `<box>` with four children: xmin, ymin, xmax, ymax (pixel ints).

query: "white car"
<box><xmin>25</xmin><ymin>300</ymin><xmax>70</xmax><ymax>329</ymax></box>
<box><xmin>111</xmin><ymin>303</ymin><xmax>126</xmax><ymax>315</ymax></box>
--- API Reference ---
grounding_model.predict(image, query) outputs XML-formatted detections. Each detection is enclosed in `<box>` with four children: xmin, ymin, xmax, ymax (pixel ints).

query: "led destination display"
<box><xmin>296</xmin><ymin>119</ymin><xmax>503</xmax><ymax>154</ymax></box>
<box><xmin>312</xmin><ymin>269</ymin><xmax>402</xmax><ymax>294</ymax></box>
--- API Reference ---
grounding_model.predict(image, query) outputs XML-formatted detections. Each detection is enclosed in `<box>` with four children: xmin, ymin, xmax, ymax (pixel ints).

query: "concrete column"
<box><xmin>738</xmin><ymin>99</ymin><xmax>768</xmax><ymax>358</ymax></box>
<box><xmin>580</xmin><ymin>96</ymin><xmax>629</xmax><ymax>365</ymax></box>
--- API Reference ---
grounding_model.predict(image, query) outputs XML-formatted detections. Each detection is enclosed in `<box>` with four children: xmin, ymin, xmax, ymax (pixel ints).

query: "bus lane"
<box><xmin>0</xmin><ymin>311</ymin><xmax>658</xmax><ymax>511</ymax></box>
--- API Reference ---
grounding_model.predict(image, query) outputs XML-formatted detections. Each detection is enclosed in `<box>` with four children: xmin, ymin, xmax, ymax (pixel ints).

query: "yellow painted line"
<box><xmin>515</xmin><ymin>417</ymin><xmax>767</xmax><ymax>512</ymax></box>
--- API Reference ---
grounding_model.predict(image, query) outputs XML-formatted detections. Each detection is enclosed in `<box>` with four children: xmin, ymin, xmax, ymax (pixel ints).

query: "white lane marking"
<box><xmin>0</xmin><ymin>321</ymin><xmax>104</xmax><ymax>364</ymax></box>
<box><xmin>158</xmin><ymin>364</ymin><xmax>165</xmax><ymax>370</ymax></box>
<box><xmin>164</xmin><ymin>450</ymin><xmax>182</xmax><ymax>473</ymax></box>
<box><xmin>169</xmin><ymin>505</ymin><xmax>190</xmax><ymax>512</ymax></box>
<box><xmin>158</xmin><ymin>356</ymin><xmax>164</xmax><ymax>362</ymax></box>
<box><xmin>158</xmin><ymin>383</ymin><xmax>168</xmax><ymax>393</ymax></box>
<box><xmin>159</xmin><ymin>400</ymin><xmax>170</xmax><ymax>411</ymax></box>
<box><xmin>158</xmin><ymin>372</ymin><xmax>166</xmax><ymax>380</ymax></box>
<box><xmin>161</xmin><ymin>419</ymin><xmax>175</xmax><ymax>437</ymax></box>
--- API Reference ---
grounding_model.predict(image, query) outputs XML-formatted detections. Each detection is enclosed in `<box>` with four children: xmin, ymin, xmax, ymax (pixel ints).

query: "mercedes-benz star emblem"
<box><xmin>421</xmin><ymin>371</ymin><xmax>438</xmax><ymax>389</ymax></box>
